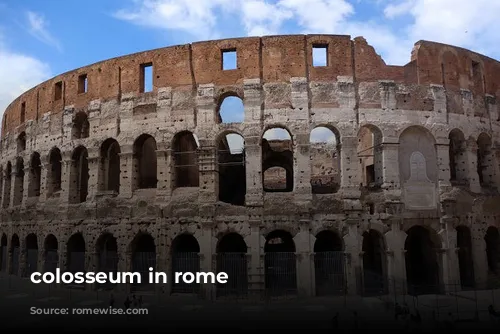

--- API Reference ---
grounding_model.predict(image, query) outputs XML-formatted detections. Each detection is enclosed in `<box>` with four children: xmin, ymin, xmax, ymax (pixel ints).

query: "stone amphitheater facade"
<box><xmin>0</xmin><ymin>34</ymin><xmax>499</xmax><ymax>299</ymax></box>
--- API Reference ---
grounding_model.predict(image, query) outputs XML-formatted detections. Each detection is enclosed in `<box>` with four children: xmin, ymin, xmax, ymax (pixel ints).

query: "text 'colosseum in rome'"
<box><xmin>0</xmin><ymin>34</ymin><xmax>500</xmax><ymax>299</ymax></box>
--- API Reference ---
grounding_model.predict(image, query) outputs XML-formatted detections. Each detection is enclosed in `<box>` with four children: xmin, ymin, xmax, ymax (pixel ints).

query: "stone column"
<box><xmin>246</xmin><ymin>219</ymin><xmax>263</xmax><ymax>298</ymax></box>
<box><xmin>198</xmin><ymin>221</ymin><xmax>215</xmax><ymax>300</ymax></box>
<box><xmin>384</xmin><ymin>215</ymin><xmax>407</xmax><ymax>296</ymax></box>
<box><xmin>118</xmin><ymin>145</ymin><xmax>134</xmax><ymax>198</ymax></box>
<box><xmin>155</xmin><ymin>147</ymin><xmax>172</xmax><ymax>202</ymax></box>
<box><xmin>293</xmin><ymin>219</ymin><xmax>313</xmax><ymax>296</ymax></box>
<box><xmin>60</xmin><ymin>158</ymin><xmax>73</xmax><ymax>204</ymax></box>
<box><xmin>86</xmin><ymin>148</ymin><xmax>100</xmax><ymax>201</ymax></box>
<box><xmin>435</xmin><ymin>139</ymin><xmax>452</xmax><ymax>190</ymax></box>
<box><xmin>1</xmin><ymin>167</ymin><xmax>9</xmax><ymax>208</ymax></box>
<box><xmin>381</xmin><ymin>140</ymin><xmax>400</xmax><ymax>192</ymax></box>
<box><xmin>86</xmin><ymin>251</ymin><xmax>97</xmax><ymax>291</ymax></box>
<box><xmin>19</xmin><ymin>241</ymin><xmax>26</xmax><ymax>277</ymax></box>
<box><xmin>198</xmin><ymin>143</ymin><xmax>217</xmax><ymax>204</ymax></box>
<box><xmin>471</xmin><ymin>229</ymin><xmax>488</xmax><ymax>289</ymax></box>
<box><xmin>244</xmin><ymin>135</ymin><xmax>263</xmax><ymax>206</ymax></box>
<box><xmin>57</xmin><ymin>239</ymin><xmax>67</xmax><ymax>288</ymax></box>
<box><xmin>10</xmin><ymin>161</ymin><xmax>21</xmax><ymax>207</ymax></box>
<box><xmin>491</xmin><ymin>147</ymin><xmax>500</xmax><ymax>191</ymax></box>
<box><xmin>343</xmin><ymin>218</ymin><xmax>362</xmax><ymax>295</ymax></box>
<box><xmin>340</xmin><ymin>136</ymin><xmax>362</xmax><ymax>194</ymax></box>
<box><xmin>293</xmin><ymin>134</ymin><xmax>312</xmax><ymax>202</ymax></box>
<box><xmin>38</xmin><ymin>155</ymin><xmax>50</xmax><ymax>203</ymax></box>
<box><xmin>465</xmin><ymin>138</ymin><xmax>481</xmax><ymax>193</ymax></box>
<box><xmin>21</xmin><ymin>162</ymin><xmax>30</xmax><ymax>207</ymax></box>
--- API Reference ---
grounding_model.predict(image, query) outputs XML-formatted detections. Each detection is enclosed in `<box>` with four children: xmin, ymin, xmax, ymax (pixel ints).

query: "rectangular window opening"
<box><xmin>20</xmin><ymin>102</ymin><xmax>26</xmax><ymax>123</ymax></box>
<box><xmin>312</xmin><ymin>44</ymin><xmax>328</xmax><ymax>67</ymax></box>
<box><xmin>54</xmin><ymin>81</ymin><xmax>63</xmax><ymax>101</ymax></box>
<box><xmin>78</xmin><ymin>74</ymin><xmax>88</xmax><ymax>94</ymax></box>
<box><xmin>140</xmin><ymin>63</ymin><xmax>153</xmax><ymax>93</ymax></box>
<box><xmin>222</xmin><ymin>49</ymin><xmax>237</xmax><ymax>70</ymax></box>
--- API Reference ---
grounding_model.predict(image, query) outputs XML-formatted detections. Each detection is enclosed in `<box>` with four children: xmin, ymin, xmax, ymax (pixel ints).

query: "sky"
<box><xmin>1</xmin><ymin>0</ymin><xmax>499</xmax><ymax>146</ymax></box>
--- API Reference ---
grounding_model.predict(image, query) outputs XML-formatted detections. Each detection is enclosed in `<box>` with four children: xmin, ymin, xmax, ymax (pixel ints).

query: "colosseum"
<box><xmin>0</xmin><ymin>34</ymin><xmax>499</xmax><ymax>301</ymax></box>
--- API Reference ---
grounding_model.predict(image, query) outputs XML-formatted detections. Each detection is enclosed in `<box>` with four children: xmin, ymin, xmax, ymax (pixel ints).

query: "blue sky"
<box><xmin>1</xmin><ymin>0</ymin><xmax>499</xmax><ymax>136</ymax></box>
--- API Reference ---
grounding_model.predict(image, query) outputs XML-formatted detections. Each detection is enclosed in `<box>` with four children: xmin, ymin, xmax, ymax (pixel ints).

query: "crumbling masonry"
<box><xmin>0</xmin><ymin>35</ymin><xmax>500</xmax><ymax>299</ymax></box>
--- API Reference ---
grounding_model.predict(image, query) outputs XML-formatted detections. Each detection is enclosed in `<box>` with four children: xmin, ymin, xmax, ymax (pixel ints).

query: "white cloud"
<box><xmin>114</xmin><ymin>0</ymin><xmax>500</xmax><ymax>66</ymax></box>
<box><xmin>26</xmin><ymin>11</ymin><xmax>62</xmax><ymax>52</ymax></box>
<box><xmin>0</xmin><ymin>34</ymin><xmax>51</xmax><ymax>130</ymax></box>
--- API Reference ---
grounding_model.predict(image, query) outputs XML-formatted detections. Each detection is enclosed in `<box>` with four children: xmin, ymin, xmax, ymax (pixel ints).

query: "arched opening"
<box><xmin>2</xmin><ymin>162</ymin><xmax>11</xmax><ymax>208</ymax></box>
<box><xmin>13</xmin><ymin>157</ymin><xmax>24</xmax><ymax>206</ymax></box>
<box><xmin>28</xmin><ymin>152</ymin><xmax>41</xmax><ymax>197</ymax></box>
<box><xmin>130</xmin><ymin>233</ymin><xmax>156</xmax><ymax>291</ymax></box>
<box><xmin>477</xmin><ymin>133</ymin><xmax>495</xmax><ymax>188</ymax></box>
<box><xmin>216</xmin><ymin>233</ymin><xmax>248</xmax><ymax>297</ymax></box>
<box><xmin>217</xmin><ymin>132</ymin><xmax>246</xmax><ymax>205</ymax></box>
<box><xmin>456</xmin><ymin>226</ymin><xmax>474</xmax><ymax>289</ymax></box>
<box><xmin>264</xmin><ymin>230</ymin><xmax>297</xmax><ymax>296</ymax></box>
<box><xmin>100</xmin><ymin>138</ymin><xmax>121</xmax><ymax>193</ymax></box>
<box><xmin>485</xmin><ymin>226</ymin><xmax>500</xmax><ymax>285</ymax></box>
<box><xmin>25</xmin><ymin>234</ymin><xmax>38</xmax><ymax>277</ymax></box>
<box><xmin>70</xmin><ymin>146</ymin><xmax>89</xmax><ymax>203</ymax></box>
<box><xmin>362</xmin><ymin>229</ymin><xmax>387</xmax><ymax>295</ymax></box>
<box><xmin>72</xmin><ymin>111</ymin><xmax>90</xmax><ymax>139</ymax></box>
<box><xmin>217</xmin><ymin>95</ymin><xmax>244</xmax><ymax>123</ymax></box>
<box><xmin>262</xmin><ymin>128</ymin><xmax>293</xmax><ymax>192</ymax></box>
<box><xmin>448</xmin><ymin>129</ymin><xmax>468</xmax><ymax>185</ymax></box>
<box><xmin>47</xmin><ymin>148</ymin><xmax>62</xmax><ymax>198</ymax></box>
<box><xmin>43</xmin><ymin>234</ymin><xmax>58</xmax><ymax>273</ymax></box>
<box><xmin>10</xmin><ymin>234</ymin><xmax>20</xmax><ymax>275</ymax></box>
<box><xmin>171</xmin><ymin>234</ymin><xmax>200</xmax><ymax>294</ymax></box>
<box><xmin>172</xmin><ymin>131</ymin><xmax>199</xmax><ymax>188</ymax></box>
<box><xmin>134</xmin><ymin>134</ymin><xmax>157</xmax><ymax>189</ymax></box>
<box><xmin>310</xmin><ymin>126</ymin><xmax>341</xmax><ymax>194</ymax></box>
<box><xmin>357</xmin><ymin>125</ymin><xmax>383</xmax><ymax>190</ymax></box>
<box><xmin>17</xmin><ymin>132</ymin><xmax>26</xmax><ymax>153</ymax></box>
<box><xmin>0</xmin><ymin>234</ymin><xmax>6</xmax><ymax>272</ymax></box>
<box><xmin>96</xmin><ymin>233</ymin><xmax>118</xmax><ymax>290</ymax></box>
<box><xmin>314</xmin><ymin>230</ymin><xmax>344</xmax><ymax>296</ymax></box>
<box><xmin>405</xmin><ymin>225</ymin><xmax>441</xmax><ymax>295</ymax></box>
<box><xmin>66</xmin><ymin>233</ymin><xmax>86</xmax><ymax>287</ymax></box>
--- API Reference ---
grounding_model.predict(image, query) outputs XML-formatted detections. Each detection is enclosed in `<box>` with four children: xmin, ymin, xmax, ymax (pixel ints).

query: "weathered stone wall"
<box><xmin>0</xmin><ymin>34</ymin><xmax>499</xmax><ymax>299</ymax></box>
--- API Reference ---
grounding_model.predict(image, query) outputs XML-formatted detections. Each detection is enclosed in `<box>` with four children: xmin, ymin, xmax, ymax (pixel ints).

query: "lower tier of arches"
<box><xmin>0</xmin><ymin>219</ymin><xmax>499</xmax><ymax>298</ymax></box>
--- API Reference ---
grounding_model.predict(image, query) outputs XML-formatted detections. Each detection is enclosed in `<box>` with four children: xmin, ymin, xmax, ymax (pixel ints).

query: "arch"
<box><xmin>399</xmin><ymin>126</ymin><xmax>438</xmax><ymax>207</ymax></box>
<box><xmin>43</xmin><ymin>234</ymin><xmax>58</xmax><ymax>273</ymax></box>
<box><xmin>171</xmin><ymin>234</ymin><xmax>200</xmax><ymax>294</ymax></box>
<box><xmin>448</xmin><ymin>129</ymin><xmax>468</xmax><ymax>185</ymax></box>
<box><xmin>100</xmin><ymin>138</ymin><xmax>121</xmax><ymax>193</ymax></box>
<box><xmin>134</xmin><ymin>134</ymin><xmax>157</xmax><ymax>189</ymax></box>
<box><xmin>362</xmin><ymin>229</ymin><xmax>387</xmax><ymax>295</ymax></box>
<box><xmin>66</xmin><ymin>233</ymin><xmax>86</xmax><ymax>285</ymax></box>
<box><xmin>28</xmin><ymin>152</ymin><xmax>42</xmax><ymax>197</ymax></box>
<box><xmin>25</xmin><ymin>233</ymin><xmax>38</xmax><ymax>276</ymax></box>
<box><xmin>13</xmin><ymin>157</ymin><xmax>24</xmax><ymax>206</ymax></box>
<box><xmin>485</xmin><ymin>226</ymin><xmax>500</xmax><ymax>282</ymax></box>
<box><xmin>0</xmin><ymin>233</ymin><xmax>6</xmax><ymax>272</ymax></box>
<box><xmin>310</xmin><ymin>126</ymin><xmax>341</xmax><ymax>194</ymax></box>
<box><xmin>217</xmin><ymin>94</ymin><xmax>244</xmax><ymax>124</ymax></box>
<box><xmin>357</xmin><ymin>125</ymin><xmax>383</xmax><ymax>190</ymax></box>
<box><xmin>70</xmin><ymin>146</ymin><xmax>89</xmax><ymax>203</ymax></box>
<box><xmin>217</xmin><ymin>131</ymin><xmax>246</xmax><ymax>206</ymax></box>
<box><xmin>216</xmin><ymin>233</ymin><xmax>248</xmax><ymax>297</ymax></box>
<box><xmin>48</xmin><ymin>147</ymin><xmax>62</xmax><ymax>197</ymax></box>
<box><xmin>10</xmin><ymin>234</ymin><xmax>20</xmax><ymax>275</ymax></box>
<box><xmin>477</xmin><ymin>133</ymin><xmax>494</xmax><ymax>188</ymax></box>
<box><xmin>172</xmin><ymin>131</ymin><xmax>199</xmax><ymax>188</ymax></box>
<box><xmin>2</xmin><ymin>162</ymin><xmax>11</xmax><ymax>208</ymax></box>
<box><xmin>264</xmin><ymin>230</ymin><xmax>297</xmax><ymax>296</ymax></box>
<box><xmin>130</xmin><ymin>232</ymin><xmax>156</xmax><ymax>291</ymax></box>
<box><xmin>72</xmin><ymin>111</ymin><xmax>89</xmax><ymax>139</ymax></box>
<box><xmin>96</xmin><ymin>233</ymin><xmax>118</xmax><ymax>290</ymax></box>
<box><xmin>456</xmin><ymin>225</ymin><xmax>474</xmax><ymax>288</ymax></box>
<box><xmin>17</xmin><ymin>131</ymin><xmax>26</xmax><ymax>153</ymax></box>
<box><xmin>314</xmin><ymin>230</ymin><xmax>345</xmax><ymax>296</ymax></box>
<box><xmin>262</xmin><ymin>127</ymin><xmax>293</xmax><ymax>192</ymax></box>
<box><xmin>404</xmin><ymin>225</ymin><xmax>441</xmax><ymax>295</ymax></box>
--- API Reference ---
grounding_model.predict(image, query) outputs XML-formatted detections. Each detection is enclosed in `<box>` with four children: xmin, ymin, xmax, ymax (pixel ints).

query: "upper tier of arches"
<box><xmin>2</xmin><ymin>35</ymin><xmax>500</xmax><ymax>136</ymax></box>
